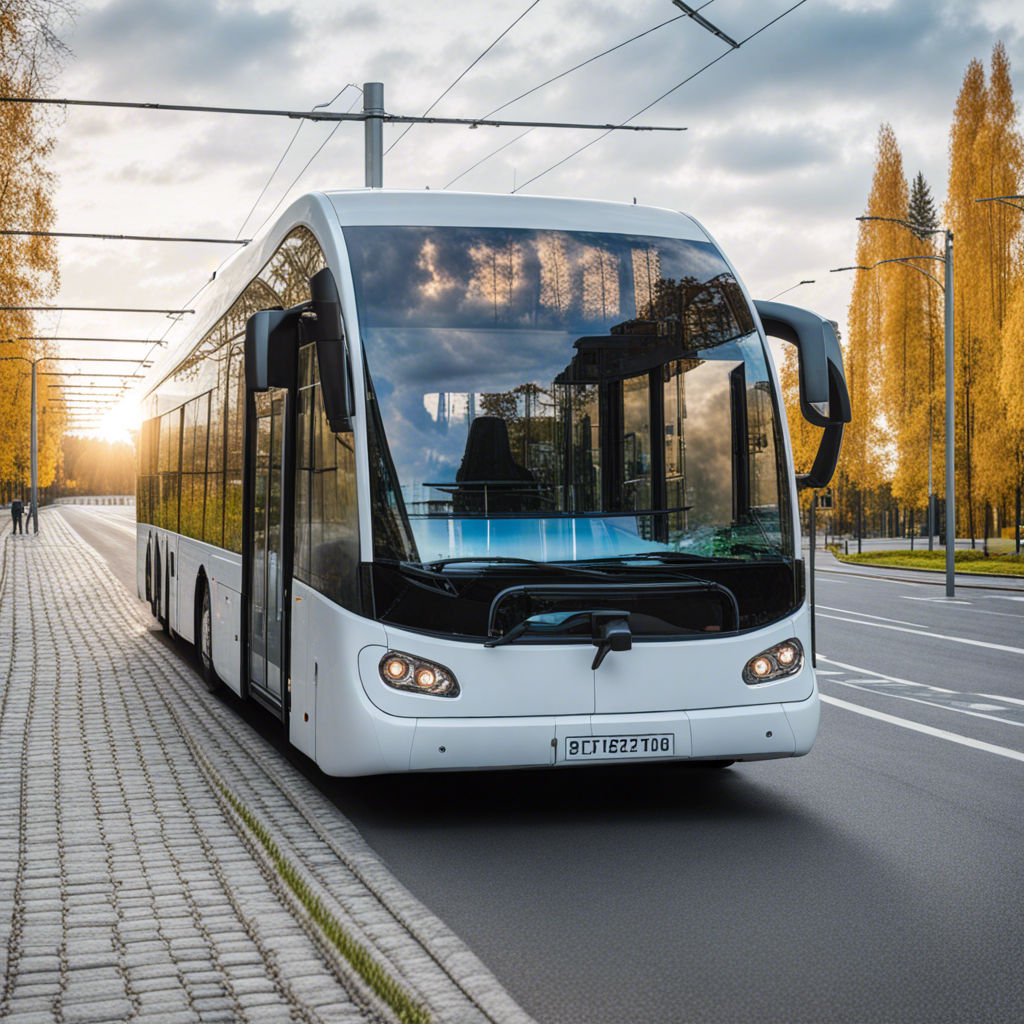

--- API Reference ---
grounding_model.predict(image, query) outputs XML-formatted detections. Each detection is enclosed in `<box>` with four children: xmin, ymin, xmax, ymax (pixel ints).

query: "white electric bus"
<box><xmin>136</xmin><ymin>189</ymin><xmax>849</xmax><ymax>776</ymax></box>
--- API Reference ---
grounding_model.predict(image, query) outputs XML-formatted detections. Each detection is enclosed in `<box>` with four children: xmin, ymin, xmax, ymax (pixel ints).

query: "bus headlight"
<box><xmin>742</xmin><ymin>639</ymin><xmax>804</xmax><ymax>685</ymax></box>
<box><xmin>378</xmin><ymin>651</ymin><xmax>460</xmax><ymax>697</ymax></box>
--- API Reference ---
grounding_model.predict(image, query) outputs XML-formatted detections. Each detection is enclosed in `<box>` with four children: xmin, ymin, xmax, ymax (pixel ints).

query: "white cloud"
<box><xmin>41</xmin><ymin>0</ymin><xmax>1024</xmax><ymax>362</ymax></box>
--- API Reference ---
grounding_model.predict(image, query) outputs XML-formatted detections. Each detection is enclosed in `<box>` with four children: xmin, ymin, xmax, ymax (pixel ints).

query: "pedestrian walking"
<box><xmin>11</xmin><ymin>497</ymin><xmax>24</xmax><ymax>535</ymax></box>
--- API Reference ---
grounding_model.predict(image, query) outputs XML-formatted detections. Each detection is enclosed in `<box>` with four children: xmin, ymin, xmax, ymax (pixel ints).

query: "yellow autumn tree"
<box><xmin>834</xmin><ymin>125</ymin><xmax>900</xmax><ymax>532</ymax></box>
<box><xmin>945</xmin><ymin>44</ymin><xmax>1023</xmax><ymax>541</ymax></box>
<box><xmin>0</xmin><ymin>1</ymin><xmax>73</xmax><ymax>499</ymax></box>
<box><xmin>969</xmin><ymin>44</ymin><xmax>1023</xmax><ymax>535</ymax></box>
<box><xmin>1000</xmin><ymin>267</ymin><xmax>1024</xmax><ymax>546</ymax></box>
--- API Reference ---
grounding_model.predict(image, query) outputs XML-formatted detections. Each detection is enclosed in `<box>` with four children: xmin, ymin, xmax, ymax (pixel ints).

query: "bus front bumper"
<box><xmin>335</xmin><ymin>688</ymin><xmax>820</xmax><ymax>775</ymax></box>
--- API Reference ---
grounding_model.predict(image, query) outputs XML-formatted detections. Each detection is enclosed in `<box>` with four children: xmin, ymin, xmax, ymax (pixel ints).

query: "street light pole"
<box><xmin>1</xmin><ymin>355</ymin><xmax>142</xmax><ymax>532</ymax></box>
<box><xmin>835</xmin><ymin>214</ymin><xmax>956</xmax><ymax>595</ymax></box>
<box><xmin>943</xmin><ymin>229</ymin><xmax>955</xmax><ymax>596</ymax></box>
<box><xmin>30</xmin><ymin>362</ymin><xmax>38</xmax><ymax>533</ymax></box>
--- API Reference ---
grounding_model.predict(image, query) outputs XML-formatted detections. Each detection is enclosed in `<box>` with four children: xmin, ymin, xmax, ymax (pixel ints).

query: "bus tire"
<box><xmin>197</xmin><ymin>583</ymin><xmax>221</xmax><ymax>693</ymax></box>
<box><xmin>145</xmin><ymin>541</ymin><xmax>155</xmax><ymax>613</ymax></box>
<box><xmin>695</xmin><ymin>760</ymin><xmax>735</xmax><ymax>770</ymax></box>
<box><xmin>155</xmin><ymin>547</ymin><xmax>169</xmax><ymax>635</ymax></box>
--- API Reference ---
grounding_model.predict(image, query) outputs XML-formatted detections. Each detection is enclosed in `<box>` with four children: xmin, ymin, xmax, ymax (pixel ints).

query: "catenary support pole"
<box><xmin>944</xmin><ymin>229</ymin><xmax>955</xmax><ymax>596</ymax></box>
<box><xmin>31</xmin><ymin>361</ymin><xmax>38</xmax><ymax>533</ymax></box>
<box><xmin>364</xmin><ymin>82</ymin><xmax>384</xmax><ymax>188</ymax></box>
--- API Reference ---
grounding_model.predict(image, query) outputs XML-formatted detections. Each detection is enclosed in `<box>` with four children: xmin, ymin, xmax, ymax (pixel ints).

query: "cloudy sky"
<box><xmin>35</xmin><ymin>0</ymin><xmax>1024</xmax><ymax>425</ymax></box>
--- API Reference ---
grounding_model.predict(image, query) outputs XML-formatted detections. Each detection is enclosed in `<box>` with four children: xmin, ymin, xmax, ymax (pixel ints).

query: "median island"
<box><xmin>829</xmin><ymin>547</ymin><xmax>1024</xmax><ymax>578</ymax></box>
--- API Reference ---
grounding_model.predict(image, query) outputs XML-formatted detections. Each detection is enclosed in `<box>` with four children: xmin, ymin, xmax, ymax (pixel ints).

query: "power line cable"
<box><xmin>246</xmin><ymin>89</ymin><xmax>365</xmax><ymax>244</ymax></box>
<box><xmin>235</xmin><ymin>83</ymin><xmax>360</xmax><ymax>239</ymax></box>
<box><xmin>512</xmin><ymin>0</ymin><xmax>810</xmax><ymax>194</ymax></box>
<box><xmin>443</xmin><ymin>1</ymin><xmax>715</xmax><ymax>190</ymax></box>
<box><xmin>385</xmin><ymin>0</ymin><xmax>544</xmax><ymax>158</ymax></box>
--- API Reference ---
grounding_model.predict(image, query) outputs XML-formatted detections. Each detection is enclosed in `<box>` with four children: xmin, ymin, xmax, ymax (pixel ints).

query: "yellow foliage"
<box><xmin>944</xmin><ymin>43</ymin><xmax>1023</xmax><ymax>535</ymax></box>
<box><xmin>0</xmin><ymin>2</ymin><xmax>65</xmax><ymax>494</ymax></box>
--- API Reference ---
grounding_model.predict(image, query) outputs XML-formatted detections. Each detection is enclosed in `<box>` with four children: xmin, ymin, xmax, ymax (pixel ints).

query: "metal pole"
<box><xmin>927</xmin><ymin>420</ymin><xmax>934</xmax><ymax>551</ymax></box>
<box><xmin>809</xmin><ymin>496</ymin><xmax>816</xmax><ymax>667</ymax></box>
<box><xmin>364</xmin><ymin>82</ymin><xmax>384</xmax><ymax>188</ymax></box>
<box><xmin>31</xmin><ymin>361</ymin><xmax>38</xmax><ymax>533</ymax></box>
<box><xmin>944</xmin><ymin>230</ymin><xmax>955</xmax><ymax>596</ymax></box>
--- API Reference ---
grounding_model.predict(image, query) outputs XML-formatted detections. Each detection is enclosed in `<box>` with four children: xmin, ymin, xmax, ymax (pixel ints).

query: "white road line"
<box><xmin>819</xmin><ymin>694</ymin><xmax>1024</xmax><ymax>763</ymax></box>
<box><xmin>817</xmin><ymin>568</ymin><xmax>926</xmax><ymax>588</ymax></box>
<box><xmin>900</xmin><ymin>596</ymin><xmax>1024</xmax><ymax>618</ymax></box>
<box><xmin>66</xmin><ymin>507</ymin><xmax>137</xmax><ymax>537</ymax></box>
<box><xmin>817</xmin><ymin>605</ymin><xmax>928</xmax><ymax>628</ymax></box>
<box><xmin>978</xmin><ymin>693</ymin><xmax>1024</xmax><ymax>708</ymax></box>
<box><xmin>828</xmin><ymin>679</ymin><xmax>1024</xmax><ymax>728</ymax></box>
<box><xmin>979</xmin><ymin>595</ymin><xmax>1024</xmax><ymax>603</ymax></box>
<box><xmin>816</xmin><ymin>613</ymin><xmax>1024</xmax><ymax>655</ymax></box>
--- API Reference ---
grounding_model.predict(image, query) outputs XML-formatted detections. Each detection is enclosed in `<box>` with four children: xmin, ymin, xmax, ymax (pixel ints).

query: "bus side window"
<box><xmin>294</xmin><ymin>342</ymin><xmax>359</xmax><ymax>612</ymax></box>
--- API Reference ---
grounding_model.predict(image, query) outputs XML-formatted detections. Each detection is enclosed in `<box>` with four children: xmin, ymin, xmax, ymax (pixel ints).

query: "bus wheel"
<box><xmin>155</xmin><ymin>551</ymin><xmax>170</xmax><ymax>635</ymax></box>
<box><xmin>695</xmin><ymin>760</ymin><xmax>735</xmax><ymax>770</ymax></box>
<box><xmin>145</xmin><ymin>543</ymin><xmax>154</xmax><ymax>613</ymax></box>
<box><xmin>197</xmin><ymin>584</ymin><xmax>221</xmax><ymax>693</ymax></box>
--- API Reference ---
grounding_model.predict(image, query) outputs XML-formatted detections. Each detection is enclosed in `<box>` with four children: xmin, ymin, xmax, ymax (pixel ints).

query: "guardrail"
<box><xmin>49</xmin><ymin>495</ymin><xmax>136</xmax><ymax>506</ymax></box>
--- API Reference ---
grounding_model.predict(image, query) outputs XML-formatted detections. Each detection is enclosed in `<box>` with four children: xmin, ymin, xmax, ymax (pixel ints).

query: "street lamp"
<box><xmin>0</xmin><ymin>355</ymin><xmax>142</xmax><ymax>533</ymax></box>
<box><xmin>832</xmin><ymin>214</ymin><xmax>956</xmax><ymax>596</ymax></box>
<box><xmin>767</xmin><ymin>279</ymin><xmax>815</xmax><ymax>301</ymax></box>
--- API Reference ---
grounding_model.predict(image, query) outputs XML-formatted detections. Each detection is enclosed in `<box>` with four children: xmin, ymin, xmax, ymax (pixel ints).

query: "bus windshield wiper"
<box><xmin>583</xmin><ymin>549</ymin><xmax>784</xmax><ymax>565</ymax></box>
<box><xmin>415</xmin><ymin>556</ymin><xmax>611</xmax><ymax>579</ymax></box>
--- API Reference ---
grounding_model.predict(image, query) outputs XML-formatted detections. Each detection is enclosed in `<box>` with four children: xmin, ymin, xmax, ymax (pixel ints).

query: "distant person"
<box><xmin>11</xmin><ymin>498</ymin><xmax>24</xmax><ymax>535</ymax></box>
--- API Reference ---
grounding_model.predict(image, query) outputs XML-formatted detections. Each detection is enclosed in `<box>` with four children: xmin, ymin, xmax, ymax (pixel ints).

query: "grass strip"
<box><xmin>829</xmin><ymin>547</ymin><xmax>1024</xmax><ymax>577</ymax></box>
<box><xmin>212</xmin><ymin>777</ymin><xmax>432</xmax><ymax>1024</ymax></box>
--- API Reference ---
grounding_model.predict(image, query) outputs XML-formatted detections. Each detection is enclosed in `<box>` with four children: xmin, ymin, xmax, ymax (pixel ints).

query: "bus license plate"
<box><xmin>565</xmin><ymin>734</ymin><xmax>674</xmax><ymax>761</ymax></box>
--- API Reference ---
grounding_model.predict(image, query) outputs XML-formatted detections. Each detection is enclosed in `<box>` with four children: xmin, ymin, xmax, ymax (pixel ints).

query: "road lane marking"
<box><xmin>817</xmin><ymin>568</ymin><xmax>927</xmax><ymax>587</ymax></box>
<box><xmin>900</xmin><ymin>596</ymin><xmax>1024</xmax><ymax>618</ymax></box>
<box><xmin>819</xmin><ymin>694</ymin><xmax>1024</xmax><ymax>763</ymax></box>
<box><xmin>816</xmin><ymin>614</ymin><xmax>1024</xmax><ymax>655</ymax></box>
<box><xmin>66</xmin><ymin>506</ymin><xmax>137</xmax><ymax>537</ymax></box>
<box><xmin>978</xmin><ymin>693</ymin><xmax>1024</xmax><ymax>708</ymax></box>
<box><xmin>817</xmin><ymin>605</ymin><xmax>928</xmax><ymax>628</ymax></box>
<box><xmin>828</xmin><ymin>680</ymin><xmax>1024</xmax><ymax>729</ymax></box>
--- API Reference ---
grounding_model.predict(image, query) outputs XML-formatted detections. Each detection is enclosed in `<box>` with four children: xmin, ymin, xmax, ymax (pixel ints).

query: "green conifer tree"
<box><xmin>908</xmin><ymin>172</ymin><xmax>939</xmax><ymax>237</ymax></box>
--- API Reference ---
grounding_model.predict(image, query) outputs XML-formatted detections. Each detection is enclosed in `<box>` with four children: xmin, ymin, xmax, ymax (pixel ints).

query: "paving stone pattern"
<box><xmin>0</xmin><ymin>515</ymin><xmax>535</xmax><ymax>1024</ymax></box>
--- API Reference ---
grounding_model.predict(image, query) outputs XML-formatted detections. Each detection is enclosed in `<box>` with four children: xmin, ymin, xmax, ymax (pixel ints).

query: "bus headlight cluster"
<box><xmin>379</xmin><ymin>651</ymin><xmax>460</xmax><ymax>697</ymax></box>
<box><xmin>742</xmin><ymin>639</ymin><xmax>804</xmax><ymax>685</ymax></box>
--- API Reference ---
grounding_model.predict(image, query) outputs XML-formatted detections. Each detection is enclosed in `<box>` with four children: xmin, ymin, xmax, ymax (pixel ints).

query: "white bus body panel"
<box><xmin>302</xmin><ymin>588</ymin><xmax>819</xmax><ymax>777</ymax></box>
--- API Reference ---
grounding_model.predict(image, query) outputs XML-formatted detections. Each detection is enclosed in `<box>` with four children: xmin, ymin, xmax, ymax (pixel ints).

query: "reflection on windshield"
<box><xmin>345</xmin><ymin>226</ymin><xmax>791</xmax><ymax>565</ymax></box>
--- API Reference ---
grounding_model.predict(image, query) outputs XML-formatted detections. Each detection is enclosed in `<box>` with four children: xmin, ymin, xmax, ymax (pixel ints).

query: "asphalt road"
<box><xmin>54</xmin><ymin>504</ymin><xmax>1024</xmax><ymax>1023</ymax></box>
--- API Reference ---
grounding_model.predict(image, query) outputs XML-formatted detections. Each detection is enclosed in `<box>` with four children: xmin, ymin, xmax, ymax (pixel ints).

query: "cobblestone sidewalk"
<box><xmin>0</xmin><ymin>515</ymin><xmax>534</xmax><ymax>1024</ymax></box>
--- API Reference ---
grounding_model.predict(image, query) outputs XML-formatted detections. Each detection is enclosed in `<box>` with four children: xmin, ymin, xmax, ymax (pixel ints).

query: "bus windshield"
<box><xmin>345</xmin><ymin>226</ymin><xmax>793</xmax><ymax>567</ymax></box>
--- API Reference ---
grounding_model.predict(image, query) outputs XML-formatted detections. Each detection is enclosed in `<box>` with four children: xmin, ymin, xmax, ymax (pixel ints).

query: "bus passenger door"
<box><xmin>249</xmin><ymin>388</ymin><xmax>289</xmax><ymax>709</ymax></box>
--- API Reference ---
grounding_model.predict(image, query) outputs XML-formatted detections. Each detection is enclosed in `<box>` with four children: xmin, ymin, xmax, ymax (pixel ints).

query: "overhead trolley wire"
<box><xmin>443</xmin><ymin>0</ymin><xmax>716</xmax><ymax>189</ymax></box>
<box><xmin>0</xmin><ymin>230</ymin><xmax>249</xmax><ymax>244</ymax></box>
<box><xmin>235</xmin><ymin>83</ymin><xmax>362</xmax><ymax>239</ymax></box>
<box><xmin>512</xmin><ymin>0</ymin><xmax>810</xmax><ymax>194</ymax></box>
<box><xmin>385</xmin><ymin>0</ymin><xmax>544</xmax><ymax>158</ymax></box>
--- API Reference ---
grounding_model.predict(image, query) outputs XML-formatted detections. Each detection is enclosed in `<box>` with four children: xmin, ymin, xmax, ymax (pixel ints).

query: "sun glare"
<box><xmin>87</xmin><ymin>403</ymin><xmax>136</xmax><ymax>445</ymax></box>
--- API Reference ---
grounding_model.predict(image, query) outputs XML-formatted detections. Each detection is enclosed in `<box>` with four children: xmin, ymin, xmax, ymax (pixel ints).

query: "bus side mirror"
<box><xmin>310</xmin><ymin>267</ymin><xmax>353</xmax><ymax>432</ymax></box>
<box><xmin>245</xmin><ymin>307</ymin><xmax>299</xmax><ymax>392</ymax></box>
<box><xmin>754</xmin><ymin>299</ymin><xmax>852</xmax><ymax>490</ymax></box>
